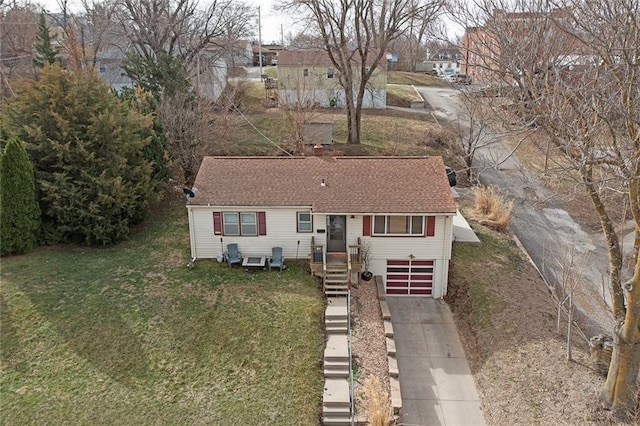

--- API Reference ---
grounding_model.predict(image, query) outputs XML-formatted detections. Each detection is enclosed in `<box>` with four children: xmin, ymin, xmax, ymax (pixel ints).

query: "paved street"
<box><xmin>418</xmin><ymin>87</ymin><xmax>615</xmax><ymax>335</ymax></box>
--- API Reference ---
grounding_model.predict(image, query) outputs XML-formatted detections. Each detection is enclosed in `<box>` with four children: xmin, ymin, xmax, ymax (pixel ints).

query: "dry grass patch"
<box><xmin>361</xmin><ymin>376</ymin><xmax>392</xmax><ymax>426</ymax></box>
<box><xmin>471</xmin><ymin>185</ymin><xmax>514</xmax><ymax>232</ymax></box>
<box><xmin>448</xmin><ymin>225</ymin><xmax>614</xmax><ymax>425</ymax></box>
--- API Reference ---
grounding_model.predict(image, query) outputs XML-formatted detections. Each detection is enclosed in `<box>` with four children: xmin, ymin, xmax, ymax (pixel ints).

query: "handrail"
<box><xmin>348</xmin><ymin>290</ymin><xmax>354</xmax><ymax>425</ymax></box>
<box><xmin>347</xmin><ymin>245</ymin><xmax>352</xmax><ymax>285</ymax></box>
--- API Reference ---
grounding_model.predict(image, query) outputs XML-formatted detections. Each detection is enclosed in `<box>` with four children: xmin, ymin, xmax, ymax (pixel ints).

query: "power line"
<box><xmin>232</xmin><ymin>105</ymin><xmax>292</xmax><ymax>156</ymax></box>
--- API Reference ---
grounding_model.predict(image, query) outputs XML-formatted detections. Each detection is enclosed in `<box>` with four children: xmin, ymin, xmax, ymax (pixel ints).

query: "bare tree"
<box><xmin>80</xmin><ymin>0</ymin><xmax>122</xmax><ymax>68</ymax></box>
<box><xmin>158</xmin><ymin>91</ymin><xmax>214</xmax><ymax>185</ymax></box>
<box><xmin>279</xmin><ymin>0</ymin><xmax>444</xmax><ymax>144</ymax></box>
<box><xmin>0</xmin><ymin>1</ymin><xmax>39</xmax><ymax>85</ymax></box>
<box><xmin>278</xmin><ymin>71</ymin><xmax>323</xmax><ymax>154</ymax></box>
<box><xmin>115</xmin><ymin>0</ymin><xmax>254</xmax><ymax>73</ymax></box>
<box><xmin>450</xmin><ymin>0</ymin><xmax>639</xmax><ymax>416</ymax></box>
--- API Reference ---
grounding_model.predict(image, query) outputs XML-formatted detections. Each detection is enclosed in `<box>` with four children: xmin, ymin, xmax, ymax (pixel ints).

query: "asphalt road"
<box><xmin>417</xmin><ymin>86</ymin><xmax>615</xmax><ymax>337</ymax></box>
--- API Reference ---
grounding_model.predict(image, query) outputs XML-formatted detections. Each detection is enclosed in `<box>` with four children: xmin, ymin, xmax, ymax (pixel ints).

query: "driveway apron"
<box><xmin>387</xmin><ymin>297</ymin><xmax>486</xmax><ymax>426</ymax></box>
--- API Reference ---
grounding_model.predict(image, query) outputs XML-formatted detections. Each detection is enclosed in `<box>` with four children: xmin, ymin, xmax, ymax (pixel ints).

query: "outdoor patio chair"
<box><xmin>268</xmin><ymin>247</ymin><xmax>285</xmax><ymax>271</ymax></box>
<box><xmin>225</xmin><ymin>243</ymin><xmax>242</xmax><ymax>268</ymax></box>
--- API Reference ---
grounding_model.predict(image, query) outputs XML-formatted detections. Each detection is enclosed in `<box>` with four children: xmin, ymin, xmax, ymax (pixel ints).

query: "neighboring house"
<box><xmin>252</xmin><ymin>44</ymin><xmax>278</xmax><ymax>66</ymax></box>
<box><xmin>95</xmin><ymin>49</ymin><xmax>134</xmax><ymax>92</ymax></box>
<box><xmin>222</xmin><ymin>39</ymin><xmax>253</xmax><ymax>67</ymax></box>
<box><xmin>276</xmin><ymin>50</ymin><xmax>387</xmax><ymax>109</ymax></box>
<box><xmin>428</xmin><ymin>48</ymin><xmax>462</xmax><ymax>77</ymax></box>
<box><xmin>95</xmin><ymin>48</ymin><xmax>227</xmax><ymax>100</ymax></box>
<box><xmin>186</xmin><ymin>155</ymin><xmax>457</xmax><ymax>297</ymax></box>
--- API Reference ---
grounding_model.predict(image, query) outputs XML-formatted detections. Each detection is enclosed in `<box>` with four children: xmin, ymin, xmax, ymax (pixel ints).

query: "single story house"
<box><xmin>187</xmin><ymin>155</ymin><xmax>457</xmax><ymax>297</ymax></box>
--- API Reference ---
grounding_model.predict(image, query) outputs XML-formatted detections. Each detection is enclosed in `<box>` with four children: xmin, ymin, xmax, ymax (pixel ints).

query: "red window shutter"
<box><xmin>213</xmin><ymin>212</ymin><xmax>222</xmax><ymax>235</ymax></box>
<box><xmin>258</xmin><ymin>212</ymin><xmax>267</xmax><ymax>235</ymax></box>
<box><xmin>362</xmin><ymin>215</ymin><xmax>371</xmax><ymax>236</ymax></box>
<box><xmin>426</xmin><ymin>216</ymin><xmax>435</xmax><ymax>237</ymax></box>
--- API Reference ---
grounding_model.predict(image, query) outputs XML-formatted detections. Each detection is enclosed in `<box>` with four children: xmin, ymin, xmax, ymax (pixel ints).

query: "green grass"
<box><xmin>387</xmin><ymin>71</ymin><xmax>449</xmax><ymax>87</ymax></box>
<box><xmin>0</xmin><ymin>198</ymin><xmax>325</xmax><ymax>425</ymax></box>
<box><xmin>387</xmin><ymin>84</ymin><xmax>423</xmax><ymax>107</ymax></box>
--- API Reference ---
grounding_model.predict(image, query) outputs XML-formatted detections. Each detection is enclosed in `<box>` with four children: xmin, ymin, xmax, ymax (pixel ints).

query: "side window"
<box><xmin>223</xmin><ymin>212</ymin><xmax>239</xmax><ymax>235</ymax></box>
<box><xmin>327</xmin><ymin>68</ymin><xmax>334</xmax><ymax>78</ymax></box>
<box><xmin>303</xmin><ymin>68</ymin><xmax>309</xmax><ymax>77</ymax></box>
<box><xmin>297</xmin><ymin>212</ymin><xmax>312</xmax><ymax>232</ymax></box>
<box><xmin>240</xmin><ymin>213</ymin><xmax>257</xmax><ymax>235</ymax></box>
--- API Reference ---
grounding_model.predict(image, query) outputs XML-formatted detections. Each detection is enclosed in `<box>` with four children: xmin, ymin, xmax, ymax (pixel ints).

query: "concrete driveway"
<box><xmin>387</xmin><ymin>297</ymin><xmax>486</xmax><ymax>426</ymax></box>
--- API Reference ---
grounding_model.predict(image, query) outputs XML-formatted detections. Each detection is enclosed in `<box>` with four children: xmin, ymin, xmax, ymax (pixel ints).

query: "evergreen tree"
<box><xmin>118</xmin><ymin>87</ymin><xmax>169</xmax><ymax>187</ymax></box>
<box><xmin>33</xmin><ymin>13</ymin><xmax>58</xmax><ymax>68</ymax></box>
<box><xmin>123</xmin><ymin>50</ymin><xmax>191</xmax><ymax>99</ymax></box>
<box><xmin>0</xmin><ymin>65</ymin><xmax>157</xmax><ymax>245</ymax></box>
<box><xmin>0</xmin><ymin>139</ymin><xmax>41</xmax><ymax>255</ymax></box>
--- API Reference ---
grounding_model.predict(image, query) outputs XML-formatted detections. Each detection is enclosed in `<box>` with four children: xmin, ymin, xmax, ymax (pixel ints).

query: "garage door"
<box><xmin>386</xmin><ymin>259</ymin><xmax>434</xmax><ymax>296</ymax></box>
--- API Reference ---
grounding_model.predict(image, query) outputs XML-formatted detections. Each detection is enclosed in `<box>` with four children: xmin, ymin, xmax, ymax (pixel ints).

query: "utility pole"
<box><xmin>258</xmin><ymin>6</ymin><xmax>263</xmax><ymax>81</ymax></box>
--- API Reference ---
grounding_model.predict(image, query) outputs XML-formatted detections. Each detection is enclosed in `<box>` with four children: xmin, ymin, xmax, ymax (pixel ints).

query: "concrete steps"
<box><xmin>323</xmin><ymin>378</ymin><xmax>350</xmax><ymax>417</ymax></box>
<box><xmin>322</xmin><ymin>297</ymin><xmax>352</xmax><ymax>425</ymax></box>
<box><xmin>325</xmin><ymin>297</ymin><xmax>348</xmax><ymax>334</ymax></box>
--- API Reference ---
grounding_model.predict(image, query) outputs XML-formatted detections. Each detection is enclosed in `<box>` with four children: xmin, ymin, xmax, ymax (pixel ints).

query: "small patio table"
<box><xmin>242</xmin><ymin>256</ymin><xmax>266</xmax><ymax>272</ymax></box>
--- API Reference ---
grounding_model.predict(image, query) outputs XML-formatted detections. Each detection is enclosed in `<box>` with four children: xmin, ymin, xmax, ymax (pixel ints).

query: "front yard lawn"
<box><xmin>0</xmin><ymin>196</ymin><xmax>324</xmax><ymax>425</ymax></box>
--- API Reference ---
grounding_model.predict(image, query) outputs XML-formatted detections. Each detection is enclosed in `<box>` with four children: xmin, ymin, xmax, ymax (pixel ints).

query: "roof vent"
<box><xmin>321</xmin><ymin>179</ymin><xmax>326</xmax><ymax>187</ymax></box>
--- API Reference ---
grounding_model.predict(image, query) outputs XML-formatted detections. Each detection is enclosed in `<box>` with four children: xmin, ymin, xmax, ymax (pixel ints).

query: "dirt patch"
<box><xmin>445</xmin><ymin>223</ymin><xmax>636</xmax><ymax>425</ymax></box>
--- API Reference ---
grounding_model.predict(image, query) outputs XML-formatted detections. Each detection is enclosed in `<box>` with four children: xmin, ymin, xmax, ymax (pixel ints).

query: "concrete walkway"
<box><xmin>386</xmin><ymin>297</ymin><xmax>486</xmax><ymax>426</ymax></box>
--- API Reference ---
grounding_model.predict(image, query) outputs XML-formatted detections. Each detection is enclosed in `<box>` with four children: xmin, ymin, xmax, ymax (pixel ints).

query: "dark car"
<box><xmin>451</xmin><ymin>73</ymin><xmax>473</xmax><ymax>85</ymax></box>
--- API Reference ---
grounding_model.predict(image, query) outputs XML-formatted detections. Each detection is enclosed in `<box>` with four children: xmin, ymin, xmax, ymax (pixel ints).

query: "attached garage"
<box><xmin>386</xmin><ymin>259</ymin><xmax>434</xmax><ymax>296</ymax></box>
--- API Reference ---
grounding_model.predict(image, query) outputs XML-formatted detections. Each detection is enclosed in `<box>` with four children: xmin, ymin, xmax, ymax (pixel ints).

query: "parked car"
<box><xmin>450</xmin><ymin>73</ymin><xmax>472</xmax><ymax>85</ymax></box>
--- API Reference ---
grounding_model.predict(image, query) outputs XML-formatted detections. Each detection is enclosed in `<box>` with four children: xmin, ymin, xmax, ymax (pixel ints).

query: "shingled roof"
<box><xmin>191</xmin><ymin>156</ymin><xmax>456</xmax><ymax>214</ymax></box>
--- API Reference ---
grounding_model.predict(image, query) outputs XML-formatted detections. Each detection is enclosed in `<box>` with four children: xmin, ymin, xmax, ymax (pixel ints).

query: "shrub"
<box><xmin>1</xmin><ymin>65</ymin><xmax>157</xmax><ymax>245</ymax></box>
<box><xmin>0</xmin><ymin>138</ymin><xmax>41</xmax><ymax>255</ymax></box>
<box><xmin>473</xmin><ymin>185</ymin><xmax>513</xmax><ymax>232</ymax></box>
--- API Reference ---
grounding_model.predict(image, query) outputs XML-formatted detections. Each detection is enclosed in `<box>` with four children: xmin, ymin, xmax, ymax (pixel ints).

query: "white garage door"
<box><xmin>386</xmin><ymin>259</ymin><xmax>434</xmax><ymax>296</ymax></box>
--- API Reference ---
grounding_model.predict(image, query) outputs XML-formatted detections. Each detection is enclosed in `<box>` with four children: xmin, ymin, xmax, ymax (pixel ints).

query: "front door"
<box><xmin>327</xmin><ymin>215</ymin><xmax>347</xmax><ymax>253</ymax></box>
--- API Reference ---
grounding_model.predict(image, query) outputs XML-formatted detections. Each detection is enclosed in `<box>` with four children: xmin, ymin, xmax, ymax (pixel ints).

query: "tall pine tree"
<box><xmin>33</xmin><ymin>13</ymin><xmax>58</xmax><ymax>68</ymax></box>
<box><xmin>0</xmin><ymin>139</ymin><xmax>41</xmax><ymax>255</ymax></box>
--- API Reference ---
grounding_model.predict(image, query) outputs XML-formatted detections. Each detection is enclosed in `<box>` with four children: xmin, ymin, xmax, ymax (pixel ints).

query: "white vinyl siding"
<box><xmin>364</xmin><ymin>215</ymin><xmax>453</xmax><ymax>298</ymax></box>
<box><xmin>189</xmin><ymin>207</ymin><xmax>315</xmax><ymax>260</ymax></box>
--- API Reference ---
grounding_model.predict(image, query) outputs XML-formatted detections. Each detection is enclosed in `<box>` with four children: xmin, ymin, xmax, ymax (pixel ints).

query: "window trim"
<box><xmin>297</xmin><ymin>211</ymin><xmax>313</xmax><ymax>233</ymax></box>
<box><xmin>372</xmin><ymin>215</ymin><xmax>425</xmax><ymax>236</ymax></box>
